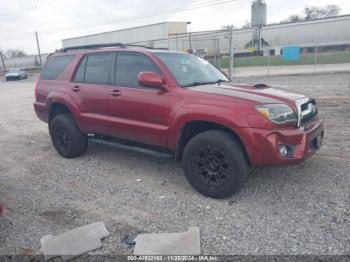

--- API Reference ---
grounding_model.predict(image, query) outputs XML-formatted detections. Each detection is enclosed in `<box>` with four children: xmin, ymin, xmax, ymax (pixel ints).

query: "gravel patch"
<box><xmin>0</xmin><ymin>74</ymin><xmax>349</xmax><ymax>256</ymax></box>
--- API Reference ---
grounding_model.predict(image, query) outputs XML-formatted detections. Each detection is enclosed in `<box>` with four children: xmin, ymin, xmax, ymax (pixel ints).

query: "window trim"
<box><xmin>72</xmin><ymin>55</ymin><xmax>87</xmax><ymax>83</ymax></box>
<box><xmin>114</xmin><ymin>51</ymin><xmax>162</xmax><ymax>90</ymax></box>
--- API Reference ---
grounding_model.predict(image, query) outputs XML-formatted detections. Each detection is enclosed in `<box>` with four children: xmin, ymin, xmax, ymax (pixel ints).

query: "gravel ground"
<box><xmin>0</xmin><ymin>73</ymin><xmax>349</xmax><ymax>257</ymax></box>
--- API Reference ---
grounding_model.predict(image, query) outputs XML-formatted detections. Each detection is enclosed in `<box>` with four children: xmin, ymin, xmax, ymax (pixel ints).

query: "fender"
<box><xmin>167</xmin><ymin>103</ymin><xmax>250</xmax><ymax>150</ymax></box>
<box><xmin>46</xmin><ymin>91</ymin><xmax>83</xmax><ymax>130</ymax></box>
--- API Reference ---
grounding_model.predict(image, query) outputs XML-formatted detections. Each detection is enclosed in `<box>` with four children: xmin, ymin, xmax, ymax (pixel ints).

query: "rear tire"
<box><xmin>183</xmin><ymin>130</ymin><xmax>248</xmax><ymax>199</ymax></box>
<box><xmin>49</xmin><ymin>114</ymin><xmax>88</xmax><ymax>158</ymax></box>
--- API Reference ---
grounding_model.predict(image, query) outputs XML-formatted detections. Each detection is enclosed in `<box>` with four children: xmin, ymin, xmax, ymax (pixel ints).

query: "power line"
<box><xmin>0</xmin><ymin>0</ymin><xmax>151</xmax><ymax>31</ymax></box>
<box><xmin>0</xmin><ymin>0</ymin><xmax>236</xmax><ymax>40</ymax></box>
<box><xmin>40</xmin><ymin>0</ymin><xmax>235</xmax><ymax>33</ymax></box>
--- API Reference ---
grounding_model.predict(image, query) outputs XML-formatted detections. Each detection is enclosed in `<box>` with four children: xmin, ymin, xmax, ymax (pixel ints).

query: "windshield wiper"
<box><xmin>183</xmin><ymin>82</ymin><xmax>209</xmax><ymax>87</ymax></box>
<box><xmin>183</xmin><ymin>79</ymin><xmax>229</xmax><ymax>88</ymax></box>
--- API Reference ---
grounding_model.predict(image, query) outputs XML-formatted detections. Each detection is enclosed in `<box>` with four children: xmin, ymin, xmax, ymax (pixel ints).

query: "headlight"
<box><xmin>256</xmin><ymin>104</ymin><xmax>297</xmax><ymax>125</ymax></box>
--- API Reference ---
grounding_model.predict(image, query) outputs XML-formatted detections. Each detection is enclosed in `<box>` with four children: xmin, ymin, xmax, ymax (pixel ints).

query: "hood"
<box><xmin>189</xmin><ymin>83</ymin><xmax>306</xmax><ymax>107</ymax></box>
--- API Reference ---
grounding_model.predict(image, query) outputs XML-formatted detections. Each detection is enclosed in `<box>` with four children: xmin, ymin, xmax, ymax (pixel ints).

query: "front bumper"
<box><xmin>242</xmin><ymin>117</ymin><xmax>324</xmax><ymax>167</ymax></box>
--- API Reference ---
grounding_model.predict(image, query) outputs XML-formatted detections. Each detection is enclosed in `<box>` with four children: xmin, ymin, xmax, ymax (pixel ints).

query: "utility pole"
<box><xmin>176</xmin><ymin>35</ymin><xmax>179</xmax><ymax>51</ymax></box>
<box><xmin>0</xmin><ymin>50</ymin><xmax>6</xmax><ymax>75</ymax></box>
<box><xmin>35</xmin><ymin>31</ymin><xmax>42</xmax><ymax>66</ymax></box>
<box><xmin>189</xmin><ymin>32</ymin><xmax>193</xmax><ymax>51</ymax></box>
<box><xmin>313</xmin><ymin>46</ymin><xmax>318</xmax><ymax>73</ymax></box>
<box><xmin>229</xmin><ymin>25</ymin><xmax>234</xmax><ymax>80</ymax></box>
<box><xmin>187</xmin><ymin>21</ymin><xmax>193</xmax><ymax>52</ymax></box>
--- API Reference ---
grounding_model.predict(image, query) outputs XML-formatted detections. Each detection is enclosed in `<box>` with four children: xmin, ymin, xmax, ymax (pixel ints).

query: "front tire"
<box><xmin>49</xmin><ymin>114</ymin><xmax>88</xmax><ymax>158</ymax></box>
<box><xmin>183</xmin><ymin>130</ymin><xmax>248</xmax><ymax>199</ymax></box>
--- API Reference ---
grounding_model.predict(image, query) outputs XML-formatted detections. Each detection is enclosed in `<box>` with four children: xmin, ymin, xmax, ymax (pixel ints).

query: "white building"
<box><xmin>61</xmin><ymin>15</ymin><xmax>350</xmax><ymax>57</ymax></box>
<box><xmin>62</xmin><ymin>22</ymin><xmax>188</xmax><ymax>48</ymax></box>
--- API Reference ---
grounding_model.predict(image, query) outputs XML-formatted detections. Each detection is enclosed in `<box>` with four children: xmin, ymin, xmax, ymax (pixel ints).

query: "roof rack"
<box><xmin>60</xmin><ymin>43</ymin><xmax>154</xmax><ymax>52</ymax></box>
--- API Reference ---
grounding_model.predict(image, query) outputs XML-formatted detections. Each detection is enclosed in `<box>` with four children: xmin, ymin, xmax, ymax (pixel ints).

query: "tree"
<box><xmin>241</xmin><ymin>21</ymin><xmax>251</xmax><ymax>29</ymax></box>
<box><xmin>222</xmin><ymin>25</ymin><xmax>236</xmax><ymax>30</ymax></box>
<box><xmin>281</xmin><ymin>15</ymin><xmax>303</xmax><ymax>24</ymax></box>
<box><xmin>304</xmin><ymin>5</ymin><xmax>341</xmax><ymax>21</ymax></box>
<box><xmin>279</xmin><ymin>5</ymin><xmax>341</xmax><ymax>24</ymax></box>
<box><xmin>4</xmin><ymin>49</ymin><xmax>28</xmax><ymax>59</ymax></box>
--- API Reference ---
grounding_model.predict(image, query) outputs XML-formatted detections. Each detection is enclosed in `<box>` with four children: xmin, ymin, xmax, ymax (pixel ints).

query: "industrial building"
<box><xmin>61</xmin><ymin>0</ymin><xmax>350</xmax><ymax>57</ymax></box>
<box><xmin>62</xmin><ymin>22</ymin><xmax>188</xmax><ymax>49</ymax></box>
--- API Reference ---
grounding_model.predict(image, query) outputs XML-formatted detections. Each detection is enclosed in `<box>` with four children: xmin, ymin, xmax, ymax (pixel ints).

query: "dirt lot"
<box><xmin>0</xmin><ymin>73</ymin><xmax>349</xmax><ymax>257</ymax></box>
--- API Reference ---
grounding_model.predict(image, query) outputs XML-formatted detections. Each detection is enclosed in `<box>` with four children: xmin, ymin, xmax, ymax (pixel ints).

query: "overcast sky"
<box><xmin>1</xmin><ymin>0</ymin><xmax>350</xmax><ymax>55</ymax></box>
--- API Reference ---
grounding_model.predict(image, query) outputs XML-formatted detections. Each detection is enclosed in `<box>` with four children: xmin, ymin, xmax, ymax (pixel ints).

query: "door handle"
<box><xmin>109</xmin><ymin>89</ymin><xmax>121</xmax><ymax>97</ymax></box>
<box><xmin>71</xmin><ymin>85</ymin><xmax>81</xmax><ymax>92</ymax></box>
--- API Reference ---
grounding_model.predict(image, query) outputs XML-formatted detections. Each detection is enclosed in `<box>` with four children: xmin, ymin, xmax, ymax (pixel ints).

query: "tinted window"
<box><xmin>115</xmin><ymin>53</ymin><xmax>160</xmax><ymax>88</ymax></box>
<box><xmin>41</xmin><ymin>55</ymin><xmax>74</xmax><ymax>80</ymax></box>
<box><xmin>74</xmin><ymin>56</ymin><xmax>87</xmax><ymax>82</ymax></box>
<box><xmin>85</xmin><ymin>54</ymin><xmax>111</xmax><ymax>84</ymax></box>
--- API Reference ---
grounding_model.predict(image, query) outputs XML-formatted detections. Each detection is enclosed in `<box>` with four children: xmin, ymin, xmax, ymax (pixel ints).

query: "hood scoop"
<box><xmin>254</xmin><ymin>83</ymin><xmax>270</xmax><ymax>89</ymax></box>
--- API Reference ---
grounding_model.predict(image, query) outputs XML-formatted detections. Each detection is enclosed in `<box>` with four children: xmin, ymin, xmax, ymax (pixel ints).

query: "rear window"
<box><xmin>41</xmin><ymin>55</ymin><xmax>74</xmax><ymax>80</ymax></box>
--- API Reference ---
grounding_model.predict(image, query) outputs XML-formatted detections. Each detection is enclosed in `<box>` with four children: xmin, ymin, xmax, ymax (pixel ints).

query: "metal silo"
<box><xmin>251</xmin><ymin>0</ymin><xmax>267</xmax><ymax>51</ymax></box>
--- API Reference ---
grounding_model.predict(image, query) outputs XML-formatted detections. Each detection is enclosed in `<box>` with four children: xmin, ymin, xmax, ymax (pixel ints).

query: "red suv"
<box><xmin>34</xmin><ymin>44</ymin><xmax>324</xmax><ymax>198</ymax></box>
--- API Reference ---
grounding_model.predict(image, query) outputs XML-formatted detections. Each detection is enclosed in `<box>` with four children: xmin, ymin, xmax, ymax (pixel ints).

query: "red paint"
<box><xmin>34</xmin><ymin>48</ymin><xmax>324</xmax><ymax>167</ymax></box>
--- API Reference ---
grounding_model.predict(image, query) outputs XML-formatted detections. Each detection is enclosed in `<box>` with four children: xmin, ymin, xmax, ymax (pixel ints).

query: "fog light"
<box><xmin>279</xmin><ymin>145</ymin><xmax>288</xmax><ymax>157</ymax></box>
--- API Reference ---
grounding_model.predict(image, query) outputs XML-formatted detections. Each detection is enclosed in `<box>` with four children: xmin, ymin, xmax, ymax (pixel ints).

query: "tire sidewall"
<box><xmin>50</xmin><ymin>117</ymin><xmax>75</xmax><ymax>157</ymax></box>
<box><xmin>49</xmin><ymin>114</ymin><xmax>87</xmax><ymax>158</ymax></box>
<box><xmin>183</xmin><ymin>131</ymin><xmax>248</xmax><ymax>198</ymax></box>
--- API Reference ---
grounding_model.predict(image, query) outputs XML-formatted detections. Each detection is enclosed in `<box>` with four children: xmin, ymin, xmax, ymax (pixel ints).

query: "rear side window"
<box><xmin>115</xmin><ymin>53</ymin><xmax>160</xmax><ymax>88</ymax></box>
<box><xmin>41</xmin><ymin>55</ymin><xmax>74</xmax><ymax>80</ymax></box>
<box><xmin>84</xmin><ymin>53</ymin><xmax>112</xmax><ymax>84</ymax></box>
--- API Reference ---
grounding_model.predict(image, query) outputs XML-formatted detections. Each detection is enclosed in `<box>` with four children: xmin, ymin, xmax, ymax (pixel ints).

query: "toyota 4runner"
<box><xmin>34</xmin><ymin>44</ymin><xmax>324</xmax><ymax>198</ymax></box>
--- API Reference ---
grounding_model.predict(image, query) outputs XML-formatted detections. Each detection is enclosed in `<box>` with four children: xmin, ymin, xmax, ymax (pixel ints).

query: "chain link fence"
<box><xmin>1</xmin><ymin>30</ymin><xmax>349</xmax><ymax>78</ymax></box>
<box><xmin>135</xmin><ymin>29</ymin><xmax>350</xmax><ymax>78</ymax></box>
<box><xmin>0</xmin><ymin>54</ymin><xmax>48</xmax><ymax>77</ymax></box>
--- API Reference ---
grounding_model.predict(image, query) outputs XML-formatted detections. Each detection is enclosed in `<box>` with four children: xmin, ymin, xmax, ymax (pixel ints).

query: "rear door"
<box><xmin>107</xmin><ymin>52</ymin><xmax>171</xmax><ymax>147</ymax></box>
<box><xmin>70</xmin><ymin>53</ymin><xmax>113</xmax><ymax>135</ymax></box>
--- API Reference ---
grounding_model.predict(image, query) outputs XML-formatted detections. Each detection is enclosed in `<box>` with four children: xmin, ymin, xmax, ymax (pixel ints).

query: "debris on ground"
<box><xmin>123</xmin><ymin>234</ymin><xmax>138</xmax><ymax>246</ymax></box>
<box><xmin>133</xmin><ymin>227</ymin><xmax>201</xmax><ymax>255</ymax></box>
<box><xmin>135</xmin><ymin>179</ymin><xmax>143</xmax><ymax>182</ymax></box>
<box><xmin>40</xmin><ymin>222</ymin><xmax>109</xmax><ymax>260</ymax></box>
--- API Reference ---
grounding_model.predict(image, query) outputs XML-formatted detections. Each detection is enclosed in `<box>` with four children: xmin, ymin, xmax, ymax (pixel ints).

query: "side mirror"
<box><xmin>137</xmin><ymin>71</ymin><xmax>166</xmax><ymax>90</ymax></box>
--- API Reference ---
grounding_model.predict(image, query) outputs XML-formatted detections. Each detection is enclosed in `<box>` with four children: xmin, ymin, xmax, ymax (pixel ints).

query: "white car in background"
<box><xmin>5</xmin><ymin>68</ymin><xmax>27</xmax><ymax>81</ymax></box>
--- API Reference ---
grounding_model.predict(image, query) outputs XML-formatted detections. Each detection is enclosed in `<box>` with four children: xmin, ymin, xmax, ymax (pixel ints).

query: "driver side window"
<box><xmin>115</xmin><ymin>53</ymin><xmax>161</xmax><ymax>88</ymax></box>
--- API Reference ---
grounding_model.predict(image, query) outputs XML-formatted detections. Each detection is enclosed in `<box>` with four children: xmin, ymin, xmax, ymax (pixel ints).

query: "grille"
<box><xmin>296</xmin><ymin>98</ymin><xmax>318</xmax><ymax>127</ymax></box>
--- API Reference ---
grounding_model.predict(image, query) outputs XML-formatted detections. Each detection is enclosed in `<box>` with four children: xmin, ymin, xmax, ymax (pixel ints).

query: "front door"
<box><xmin>107</xmin><ymin>52</ymin><xmax>171</xmax><ymax>147</ymax></box>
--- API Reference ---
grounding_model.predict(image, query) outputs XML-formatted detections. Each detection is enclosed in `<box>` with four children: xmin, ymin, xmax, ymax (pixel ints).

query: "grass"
<box><xmin>212</xmin><ymin>52</ymin><xmax>350</xmax><ymax>68</ymax></box>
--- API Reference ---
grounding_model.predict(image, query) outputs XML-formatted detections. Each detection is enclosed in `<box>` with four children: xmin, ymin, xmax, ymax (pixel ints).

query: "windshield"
<box><xmin>154</xmin><ymin>52</ymin><xmax>229</xmax><ymax>87</ymax></box>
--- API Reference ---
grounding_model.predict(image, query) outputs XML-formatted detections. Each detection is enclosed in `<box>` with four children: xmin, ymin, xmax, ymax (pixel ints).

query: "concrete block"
<box><xmin>40</xmin><ymin>222</ymin><xmax>109</xmax><ymax>260</ymax></box>
<box><xmin>134</xmin><ymin>227</ymin><xmax>201</xmax><ymax>255</ymax></box>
